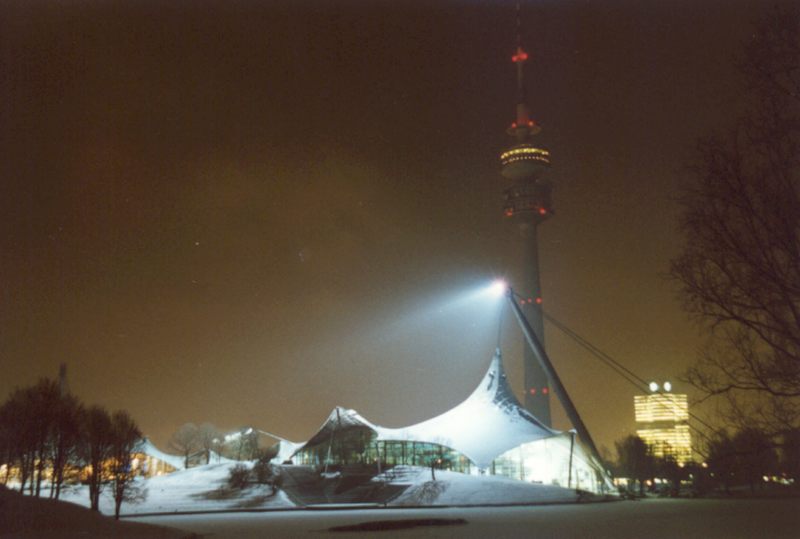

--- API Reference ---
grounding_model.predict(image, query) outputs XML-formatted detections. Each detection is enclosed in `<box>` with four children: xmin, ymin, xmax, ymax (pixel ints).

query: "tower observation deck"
<box><xmin>500</xmin><ymin>39</ymin><xmax>554</xmax><ymax>426</ymax></box>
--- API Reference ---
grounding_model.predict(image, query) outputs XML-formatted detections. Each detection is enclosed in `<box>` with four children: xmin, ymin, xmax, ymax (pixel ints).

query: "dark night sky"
<box><xmin>0</xmin><ymin>1</ymin><xmax>779</xmax><ymax>454</ymax></box>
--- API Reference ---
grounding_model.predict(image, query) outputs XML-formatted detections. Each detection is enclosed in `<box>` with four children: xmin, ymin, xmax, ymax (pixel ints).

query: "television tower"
<box><xmin>500</xmin><ymin>6</ymin><xmax>553</xmax><ymax>426</ymax></box>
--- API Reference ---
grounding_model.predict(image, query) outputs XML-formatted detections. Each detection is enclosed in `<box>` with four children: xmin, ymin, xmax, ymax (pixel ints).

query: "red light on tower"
<box><xmin>512</xmin><ymin>50</ymin><xmax>529</xmax><ymax>63</ymax></box>
<box><xmin>501</xmin><ymin>7</ymin><xmax>555</xmax><ymax>428</ymax></box>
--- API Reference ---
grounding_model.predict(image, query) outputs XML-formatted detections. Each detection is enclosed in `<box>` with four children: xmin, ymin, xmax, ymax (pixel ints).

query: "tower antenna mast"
<box><xmin>499</xmin><ymin>0</ymin><xmax>555</xmax><ymax>425</ymax></box>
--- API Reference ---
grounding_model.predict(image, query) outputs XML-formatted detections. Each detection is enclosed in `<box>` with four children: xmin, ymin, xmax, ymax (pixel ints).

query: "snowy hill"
<box><xmin>388</xmin><ymin>468</ymin><xmax>583</xmax><ymax>506</ymax></box>
<box><xmin>59</xmin><ymin>462</ymin><xmax>294</xmax><ymax>515</ymax></box>
<box><xmin>51</xmin><ymin>461</ymin><xmax>602</xmax><ymax>518</ymax></box>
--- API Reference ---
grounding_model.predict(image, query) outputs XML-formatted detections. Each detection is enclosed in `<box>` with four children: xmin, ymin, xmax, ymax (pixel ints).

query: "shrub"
<box><xmin>253</xmin><ymin>459</ymin><xmax>273</xmax><ymax>484</ymax></box>
<box><xmin>227</xmin><ymin>464</ymin><xmax>250</xmax><ymax>490</ymax></box>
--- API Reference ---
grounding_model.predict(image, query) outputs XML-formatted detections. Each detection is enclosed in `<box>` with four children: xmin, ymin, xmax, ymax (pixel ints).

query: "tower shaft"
<box><xmin>499</xmin><ymin>32</ymin><xmax>554</xmax><ymax>425</ymax></box>
<box><xmin>520</xmin><ymin>225</ymin><xmax>551</xmax><ymax>425</ymax></box>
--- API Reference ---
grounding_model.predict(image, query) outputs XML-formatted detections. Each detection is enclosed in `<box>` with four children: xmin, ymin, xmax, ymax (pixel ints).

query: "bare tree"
<box><xmin>81</xmin><ymin>406</ymin><xmax>114</xmax><ymax>511</ymax></box>
<box><xmin>170</xmin><ymin>423</ymin><xmax>200</xmax><ymax>469</ymax></box>
<box><xmin>1</xmin><ymin>380</ymin><xmax>61</xmax><ymax>497</ymax></box>
<box><xmin>197</xmin><ymin>423</ymin><xmax>220</xmax><ymax>465</ymax></box>
<box><xmin>221</xmin><ymin>427</ymin><xmax>260</xmax><ymax>461</ymax></box>
<box><xmin>0</xmin><ymin>405</ymin><xmax>11</xmax><ymax>485</ymax></box>
<box><xmin>782</xmin><ymin>428</ymin><xmax>800</xmax><ymax>487</ymax></box>
<box><xmin>238</xmin><ymin>429</ymin><xmax>260</xmax><ymax>461</ymax></box>
<box><xmin>615</xmin><ymin>435</ymin><xmax>655</xmax><ymax>496</ymax></box>
<box><xmin>30</xmin><ymin>380</ymin><xmax>60</xmax><ymax>497</ymax></box>
<box><xmin>48</xmin><ymin>392</ymin><xmax>83</xmax><ymax>500</ymax></box>
<box><xmin>655</xmin><ymin>453</ymin><xmax>686</xmax><ymax>497</ymax></box>
<box><xmin>0</xmin><ymin>379</ymin><xmax>146</xmax><ymax>511</ymax></box>
<box><xmin>109</xmin><ymin>411</ymin><xmax>145</xmax><ymax>519</ymax></box>
<box><xmin>706</xmin><ymin>430</ymin><xmax>737</xmax><ymax>494</ymax></box>
<box><xmin>0</xmin><ymin>379</ymin><xmax>82</xmax><ymax>497</ymax></box>
<box><xmin>706</xmin><ymin>427</ymin><xmax>779</xmax><ymax>493</ymax></box>
<box><xmin>670</xmin><ymin>6</ymin><xmax>800</xmax><ymax>433</ymax></box>
<box><xmin>734</xmin><ymin>427</ymin><xmax>779</xmax><ymax>493</ymax></box>
<box><xmin>0</xmin><ymin>388</ymin><xmax>34</xmax><ymax>492</ymax></box>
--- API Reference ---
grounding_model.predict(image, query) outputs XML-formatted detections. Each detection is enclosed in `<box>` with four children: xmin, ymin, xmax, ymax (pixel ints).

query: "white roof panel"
<box><xmin>295</xmin><ymin>351</ymin><xmax>560</xmax><ymax>469</ymax></box>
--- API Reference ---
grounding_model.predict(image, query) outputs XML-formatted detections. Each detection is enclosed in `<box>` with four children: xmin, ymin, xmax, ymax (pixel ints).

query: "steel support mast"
<box><xmin>506</xmin><ymin>288</ymin><xmax>603</xmax><ymax>465</ymax></box>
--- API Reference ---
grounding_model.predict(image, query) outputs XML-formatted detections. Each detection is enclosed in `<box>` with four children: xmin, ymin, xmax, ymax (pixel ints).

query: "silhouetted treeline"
<box><xmin>614</xmin><ymin>436</ymin><xmax>687</xmax><ymax>496</ymax></box>
<box><xmin>705</xmin><ymin>428</ymin><xmax>799</xmax><ymax>495</ymax></box>
<box><xmin>0</xmin><ymin>377</ymin><xmax>143</xmax><ymax>518</ymax></box>
<box><xmin>614</xmin><ymin>431</ymin><xmax>800</xmax><ymax>497</ymax></box>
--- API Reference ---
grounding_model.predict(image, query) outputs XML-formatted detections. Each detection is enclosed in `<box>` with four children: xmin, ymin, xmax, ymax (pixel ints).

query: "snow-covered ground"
<box><xmin>15</xmin><ymin>463</ymin><xmax>799</xmax><ymax>538</ymax></box>
<box><xmin>58</xmin><ymin>461</ymin><xmax>294</xmax><ymax>515</ymax></box>
<box><xmin>46</xmin><ymin>463</ymin><xmax>592</xmax><ymax>516</ymax></box>
<box><xmin>388</xmin><ymin>468</ymin><xmax>581</xmax><ymax>506</ymax></box>
<box><xmin>140</xmin><ymin>498</ymin><xmax>800</xmax><ymax>539</ymax></box>
<box><xmin>1</xmin><ymin>465</ymin><xmax>590</xmax><ymax>538</ymax></box>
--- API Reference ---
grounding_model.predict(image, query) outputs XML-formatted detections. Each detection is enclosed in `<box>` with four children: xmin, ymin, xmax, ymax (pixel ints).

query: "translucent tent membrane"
<box><xmin>492</xmin><ymin>434</ymin><xmax>614</xmax><ymax>493</ymax></box>
<box><xmin>290</xmin><ymin>351</ymin><xmax>615</xmax><ymax>496</ymax></box>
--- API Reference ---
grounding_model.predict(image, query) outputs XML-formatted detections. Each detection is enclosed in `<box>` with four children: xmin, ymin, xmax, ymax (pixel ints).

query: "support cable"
<box><xmin>543</xmin><ymin>311</ymin><xmax>718</xmax><ymax>439</ymax></box>
<box><xmin>496</xmin><ymin>301</ymin><xmax>505</xmax><ymax>351</ymax></box>
<box><xmin>507</xmin><ymin>290</ymin><xmax>717</xmax><ymax>457</ymax></box>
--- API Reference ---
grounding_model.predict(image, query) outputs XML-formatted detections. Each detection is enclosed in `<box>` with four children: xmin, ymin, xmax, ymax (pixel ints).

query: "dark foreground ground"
<box><xmin>139</xmin><ymin>498</ymin><xmax>800</xmax><ymax>539</ymax></box>
<box><xmin>0</xmin><ymin>485</ymin><xmax>193</xmax><ymax>539</ymax></box>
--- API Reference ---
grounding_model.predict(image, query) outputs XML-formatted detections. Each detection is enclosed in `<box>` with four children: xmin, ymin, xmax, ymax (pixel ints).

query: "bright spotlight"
<box><xmin>488</xmin><ymin>280</ymin><xmax>508</xmax><ymax>298</ymax></box>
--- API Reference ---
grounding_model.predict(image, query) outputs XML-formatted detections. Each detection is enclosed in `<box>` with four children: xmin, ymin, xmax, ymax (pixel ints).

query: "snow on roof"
<box><xmin>275</xmin><ymin>440</ymin><xmax>305</xmax><ymax>462</ymax></box>
<box><xmin>375</xmin><ymin>350</ymin><xmax>559</xmax><ymax>468</ymax></box>
<box><xmin>301</xmin><ymin>406</ymin><xmax>379</xmax><ymax>449</ymax></box>
<box><xmin>135</xmin><ymin>438</ymin><xmax>186</xmax><ymax>470</ymax></box>
<box><xmin>294</xmin><ymin>350</ymin><xmax>561</xmax><ymax>469</ymax></box>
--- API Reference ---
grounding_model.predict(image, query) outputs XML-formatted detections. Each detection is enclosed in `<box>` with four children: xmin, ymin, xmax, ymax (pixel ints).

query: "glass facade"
<box><xmin>291</xmin><ymin>427</ymin><xmax>473</xmax><ymax>474</ymax></box>
<box><xmin>636</xmin><ymin>424</ymin><xmax>693</xmax><ymax>464</ymax></box>
<box><xmin>491</xmin><ymin>435</ymin><xmax>611</xmax><ymax>494</ymax></box>
<box><xmin>634</xmin><ymin>392</ymin><xmax>693</xmax><ymax>464</ymax></box>
<box><xmin>634</xmin><ymin>394</ymin><xmax>689</xmax><ymax>422</ymax></box>
<box><xmin>293</xmin><ymin>426</ymin><xmax>375</xmax><ymax>467</ymax></box>
<box><xmin>371</xmin><ymin>441</ymin><xmax>473</xmax><ymax>474</ymax></box>
<box><xmin>289</xmin><ymin>424</ymin><xmax>615</xmax><ymax>495</ymax></box>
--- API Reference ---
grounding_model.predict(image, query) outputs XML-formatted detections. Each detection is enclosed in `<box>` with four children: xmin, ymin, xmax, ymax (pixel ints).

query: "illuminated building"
<box><xmin>131</xmin><ymin>438</ymin><xmax>186</xmax><ymax>477</ymax></box>
<box><xmin>499</xmin><ymin>20</ymin><xmax>554</xmax><ymax>425</ymax></box>
<box><xmin>289</xmin><ymin>351</ymin><xmax>614</xmax><ymax>495</ymax></box>
<box><xmin>634</xmin><ymin>382</ymin><xmax>692</xmax><ymax>464</ymax></box>
<box><xmin>1</xmin><ymin>438</ymin><xmax>184</xmax><ymax>484</ymax></box>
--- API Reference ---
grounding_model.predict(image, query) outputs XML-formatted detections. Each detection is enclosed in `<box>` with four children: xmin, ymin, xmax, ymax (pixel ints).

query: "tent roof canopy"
<box><xmin>294</xmin><ymin>350</ymin><xmax>561</xmax><ymax>469</ymax></box>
